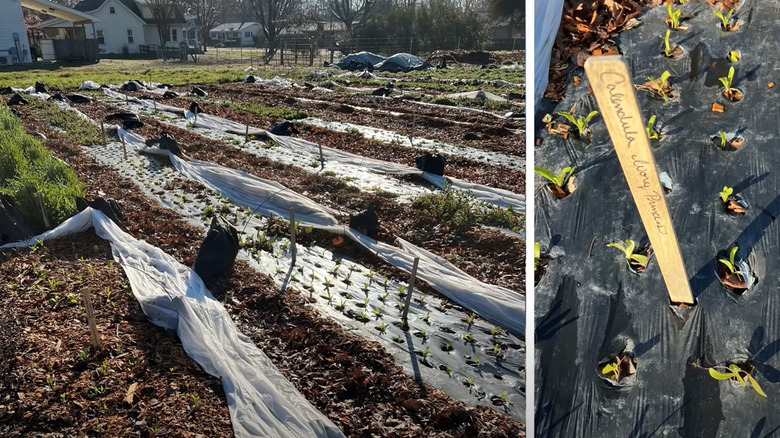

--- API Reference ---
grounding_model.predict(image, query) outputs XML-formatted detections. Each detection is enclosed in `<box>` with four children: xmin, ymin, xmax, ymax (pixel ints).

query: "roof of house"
<box><xmin>74</xmin><ymin>0</ymin><xmax>186</xmax><ymax>24</ymax></box>
<box><xmin>22</xmin><ymin>0</ymin><xmax>99</xmax><ymax>24</ymax></box>
<box><xmin>210</xmin><ymin>22</ymin><xmax>261</xmax><ymax>32</ymax></box>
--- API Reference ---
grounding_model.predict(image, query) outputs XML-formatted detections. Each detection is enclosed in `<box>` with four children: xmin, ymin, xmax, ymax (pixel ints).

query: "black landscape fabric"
<box><xmin>535</xmin><ymin>1</ymin><xmax>780</xmax><ymax>437</ymax></box>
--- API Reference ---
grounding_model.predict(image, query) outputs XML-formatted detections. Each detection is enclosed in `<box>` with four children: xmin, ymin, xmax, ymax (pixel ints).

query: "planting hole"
<box><xmin>597</xmin><ymin>352</ymin><xmax>637</xmax><ymax>386</ymax></box>
<box><xmin>714</xmin><ymin>248</ymin><xmax>754</xmax><ymax>295</ymax></box>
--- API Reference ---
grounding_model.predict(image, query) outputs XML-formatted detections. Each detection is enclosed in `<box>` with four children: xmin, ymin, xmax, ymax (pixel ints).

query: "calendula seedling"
<box><xmin>720</xmin><ymin>66</ymin><xmax>735</xmax><ymax>92</ymax></box>
<box><xmin>607</xmin><ymin>239</ymin><xmax>649</xmax><ymax>271</ymax></box>
<box><xmin>719</xmin><ymin>66</ymin><xmax>743</xmax><ymax>101</ymax></box>
<box><xmin>709</xmin><ymin>364</ymin><xmax>766</xmax><ymax>397</ymax></box>
<box><xmin>557</xmin><ymin>110</ymin><xmax>598</xmax><ymax>140</ymax></box>
<box><xmin>534</xmin><ymin>166</ymin><xmax>576</xmax><ymax>198</ymax></box>
<box><xmin>602</xmin><ymin>360</ymin><xmax>620</xmax><ymax>380</ymax></box>
<box><xmin>727</xmin><ymin>50</ymin><xmax>740</xmax><ymax>62</ymax></box>
<box><xmin>713</xmin><ymin>8</ymin><xmax>736</xmax><ymax>30</ymax></box>
<box><xmin>666</xmin><ymin>3</ymin><xmax>687</xmax><ymax>30</ymax></box>
<box><xmin>647</xmin><ymin>71</ymin><xmax>673</xmax><ymax>102</ymax></box>
<box><xmin>720</xmin><ymin>186</ymin><xmax>734</xmax><ymax>203</ymax></box>
<box><xmin>646</xmin><ymin>115</ymin><xmax>659</xmax><ymax>140</ymax></box>
<box><xmin>718</xmin><ymin>245</ymin><xmax>741</xmax><ymax>275</ymax></box>
<box><xmin>664</xmin><ymin>30</ymin><xmax>672</xmax><ymax>56</ymax></box>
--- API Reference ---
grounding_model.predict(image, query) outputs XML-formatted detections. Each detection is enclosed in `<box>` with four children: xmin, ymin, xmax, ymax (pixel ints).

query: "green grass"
<box><xmin>27</xmin><ymin>98</ymin><xmax>102</xmax><ymax>145</ymax></box>
<box><xmin>0</xmin><ymin>105</ymin><xmax>84</xmax><ymax>233</ymax></box>
<box><xmin>428</xmin><ymin>95</ymin><xmax>520</xmax><ymax>111</ymax></box>
<box><xmin>0</xmin><ymin>59</ymin><xmax>249</xmax><ymax>89</ymax></box>
<box><xmin>218</xmin><ymin>101</ymin><xmax>308</xmax><ymax>120</ymax></box>
<box><xmin>412</xmin><ymin>189</ymin><xmax>522</xmax><ymax>232</ymax></box>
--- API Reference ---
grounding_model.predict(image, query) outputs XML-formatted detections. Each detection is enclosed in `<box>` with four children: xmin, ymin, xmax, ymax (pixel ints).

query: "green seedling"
<box><xmin>648</xmin><ymin>71</ymin><xmax>672</xmax><ymax>102</ymax></box>
<box><xmin>663</xmin><ymin>30</ymin><xmax>674</xmax><ymax>57</ymax></box>
<box><xmin>666</xmin><ymin>3</ymin><xmax>686</xmax><ymax>30</ymax></box>
<box><xmin>557</xmin><ymin>110</ymin><xmax>598</xmax><ymax>139</ymax></box>
<box><xmin>646</xmin><ymin>115</ymin><xmax>659</xmax><ymax>140</ymax></box>
<box><xmin>378</xmin><ymin>322</ymin><xmax>388</xmax><ymax>333</ymax></box>
<box><xmin>465</xmin><ymin>313</ymin><xmax>476</xmax><ymax>328</ymax></box>
<box><xmin>607</xmin><ymin>239</ymin><xmax>649</xmax><ymax>268</ymax></box>
<box><xmin>718</xmin><ymin>130</ymin><xmax>728</xmax><ymax>149</ymax></box>
<box><xmin>77</xmin><ymin>348</ymin><xmax>91</xmax><ymax>362</ymax></box>
<box><xmin>720</xmin><ymin>66</ymin><xmax>735</xmax><ymax>93</ymax></box>
<box><xmin>727</xmin><ymin>50</ymin><xmax>740</xmax><ymax>62</ymax></box>
<box><xmin>709</xmin><ymin>364</ymin><xmax>766</xmax><ymax>397</ymax></box>
<box><xmin>445</xmin><ymin>363</ymin><xmax>451</xmax><ymax>375</ymax></box>
<box><xmin>493</xmin><ymin>344</ymin><xmax>501</xmax><ymax>356</ymax></box>
<box><xmin>601</xmin><ymin>360</ymin><xmax>620</xmax><ymax>380</ymax></box>
<box><xmin>190</xmin><ymin>394</ymin><xmax>203</xmax><ymax>408</ymax></box>
<box><xmin>718</xmin><ymin>245</ymin><xmax>741</xmax><ymax>275</ymax></box>
<box><xmin>720</xmin><ymin>186</ymin><xmax>734</xmax><ymax>203</ymax></box>
<box><xmin>713</xmin><ymin>8</ymin><xmax>735</xmax><ymax>29</ymax></box>
<box><xmin>373</xmin><ymin>305</ymin><xmax>382</xmax><ymax>317</ymax></box>
<box><xmin>463</xmin><ymin>333</ymin><xmax>476</xmax><ymax>343</ymax></box>
<box><xmin>534</xmin><ymin>242</ymin><xmax>541</xmax><ymax>270</ymax></box>
<box><xmin>534</xmin><ymin>166</ymin><xmax>575</xmax><ymax>189</ymax></box>
<box><xmin>423</xmin><ymin>309</ymin><xmax>431</xmax><ymax>323</ymax></box>
<box><xmin>420</xmin><ymin>346</ymin><xmax>430</xmax><ymax>359</ymax></box>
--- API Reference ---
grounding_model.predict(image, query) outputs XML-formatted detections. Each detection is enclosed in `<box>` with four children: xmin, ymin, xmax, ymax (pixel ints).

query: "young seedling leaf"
<box><xmin>727</xmin><ymin>50</ymin><xmax>740</xmax><ymax>62</ymax></box>
<box><xmin>602</xmin><ymin>362</ymin><xmax>619</xmax><ymax>380</ymax></box>
<box><xmin>709</xmin><ymin>367</ymin><xmax>735</xmax><ymax>380</ymax></box>
<box><xmin>729</xmin><ymin>245</ymin><xmax>739</xmax><ymax>266</ymax></box>
<box><xmin>720</xmin><ymin>186</ymin><xmax>733</xmax><ymax>203</ymax></box>
<box><xmin>720</xmin><ymin>66</ymin><xmax>735</xmax><ymax>91</ymax></box>
<box><xmin>729</xmin><ymin>364</ymin><xmax>746</xmax><ymax>386</ymax></box>
<box><xmin>557</xmin><ymin>111</ymin><xmax>578</xmax><ymax>126</ymax></box>
<box><xmin>624</xmin><ymin>239</ymin><xmax>635</xmax><ymax>257</ymax></box>
<box><xmin>646</xmin><ymin>115</ymin><xmax>659</xmax><ymax>139</ymax></box>
<box><xmin>629</xmin><ymin>254</ymin><xmax>649</xmax><ymax>266</ymax></box>
<box><xmin>719</xmin><ymin>131</ymin><xmax>728</xmax><ymax>148</ymax></box>
<box><xmin>718</xmin><ymin>258</ymin><xmax>736</xmax><ymax>274</ymax></box>
<box><xmin>664</xmin><ymin>30</ymin><xmax>672</xmax><ymax>56</ymax></box>
<box><xmin>534</xmin><ymin>166</ymin><xmax>558</xmax><ymax>184</ymax></box>
<box><xmin>584</xmin><ymin>111</ymin><xmax>599</xmax><ymax>124</ymax></box>
<box><xmin>746</xmin><ymin>374</ymin><xmax>768</xmax><ymax>397</ymax></box>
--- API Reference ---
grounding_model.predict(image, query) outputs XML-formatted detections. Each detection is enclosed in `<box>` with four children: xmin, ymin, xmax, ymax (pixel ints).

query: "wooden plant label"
<box><xmin>584</xmin><ymin>56</ymin><xmax>694</xmax><ymax>305</ymax></box>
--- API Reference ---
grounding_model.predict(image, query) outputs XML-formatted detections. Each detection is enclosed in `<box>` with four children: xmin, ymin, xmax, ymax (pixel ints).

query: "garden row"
<box><xmin>6</xmin><ymin>99</ymin><xmax>524</xmax><ymax>436</ymax></box>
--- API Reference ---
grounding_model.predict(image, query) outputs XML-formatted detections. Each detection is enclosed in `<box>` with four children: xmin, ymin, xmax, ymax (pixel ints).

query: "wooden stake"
<box><xmin>100</xmin><ymin>122</ymin><xmax>106</xmax><ymax>146</ymax></box>
<box><xmin>318</xmin><ymin>143</ymin><xmax>324</xmax><ymax>169</ymax></box>
<box><xmin>121</xmin><ymin>135</ymin><xmax>127</xmax><ymax>160</ymax></box>
<box><xmin>401</xmin><ymin>257</ymin><xmax>420</xmax><ymax>329</ymax></box>
<box><xmin>153</xmin><ymin>99</ymin><xmax>157</xmax><ymax>113</ymax></box>
<box><xmin>584</xmin><ymin>56</ymin><xmax>694</xmax><ymax>305</ymax></box>
<box><xmin>36</xmin><ymin>191</ymin><xmax>50</xmax><ymax>229</ymax></box>
<box><xmin>288</xmin><ymin>208</ymin><xmax>297</xmax><ymax>267</ymax></box>
<box><xmin>81</xmin><ymin>289</ymin><xmax>100</xmax><ymax>349</ymax></box>
<box><xmin>245</xmin><ymin>124</ymin><xmax>249</xmax><ymax>143</ymax></box>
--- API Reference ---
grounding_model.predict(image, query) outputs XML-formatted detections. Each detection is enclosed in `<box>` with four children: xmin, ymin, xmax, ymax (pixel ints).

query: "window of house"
<box><xmin>210</xmin><ymin>32</ymin><xmax>217</xmax><ymax>39</ymax></box>
<box><xmin>233</xmin><ymin>31</ymin><xmax>238</xmax><ymax>38</ymax></box>
<box><xmin>127</xmin><ymin>29</ymin><xmax>133</xmax><ymax>43</ymax></box>
<box><xmin>109</xmin><ymin>6</ymin><xmax>115</xmax><ymax>13</ymax></box>
<box><xmin>245</xmin><ymin>31</ymin><xmax>252</xmax><ymax>37</ymax></box>
<box><xmin>171</xmin><ymin>29</ymin><xmax>178</xmax><ymax>42</ymax></box>
<box><xmin>96</xmin><ymin>30</ymin><xmax>105</xmax><ymax>44</ymax></box>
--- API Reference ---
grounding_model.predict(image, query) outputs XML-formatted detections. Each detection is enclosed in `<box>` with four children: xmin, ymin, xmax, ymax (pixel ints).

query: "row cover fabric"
<box><xmin>142</xmin><ymin>144</ymin><xmax>525</xmax><ymax>337</ymax></box>
<box><xmin>335</xmin><ymin>51</ymin><xmax>386</xmax><ymax>70</ymax></box>
<box><xmin>536</xmin><ymin>2</ymin><xmax>780</xmax><ymax>436</ymax></box>
<box><xmin>0</xmin><ymin>209</ymin><xmax>345</xmax><ymax>438</ymax></box>
<box><xmin>105</xmin><ymin>88</ymin><xmax>524</xmax><ymax>212</ymax></box>
<box><xmin>534</xmin><ymin>0</ymin><xmax>565</xmax><ymax>111</ymax></box>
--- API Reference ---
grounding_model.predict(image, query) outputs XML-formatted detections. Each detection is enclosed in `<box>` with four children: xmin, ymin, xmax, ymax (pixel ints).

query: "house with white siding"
<box><xmin>38</xmin><ymin>0</ymin><xmax>187</xmax><ymax>54</ymax></box>
<box><xmin>209</xmin><ymin>22</ymin><xmax>262</xmax><ymax>47</ymax></box>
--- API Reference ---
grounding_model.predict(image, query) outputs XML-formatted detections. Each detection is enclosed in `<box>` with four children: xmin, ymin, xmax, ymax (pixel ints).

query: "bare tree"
<box><xmin>329</xmin><ymin>0</ymin><xmax>372</xmax><ymax>35</ymax></box>
<box><xmin>249</xmin><ymin>0</ymin><xmax>302</xmax><ymax>62</ymax></box>
<box><xmin>147</xmin><ymin>0</ymin><xmax>179</xmax><ymax>55</ymax></box>
<box><xmin>186</xmin><ymin>0</ymin><xmax>220</xmax><ymax>44</ymax></box>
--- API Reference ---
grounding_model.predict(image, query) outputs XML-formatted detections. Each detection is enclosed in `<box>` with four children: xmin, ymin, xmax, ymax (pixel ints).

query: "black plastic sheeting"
<box><xmin>193</xmin><ymin>215</ymin><xmax>239</xmax><ymax>281</ymax></box>
<box><xmin>349</xmin><ymin>204</ymin><xmax>379</xmax><ymax>238</ymax></box>
<box><xmin>76</xmin><ymin>197</ymin><xmax>123</xmax><ymax>226</ymax></box>
<box><xmin>0</xmin><ymin>194</ymin><xmax>32</xmax><ymax>244</ymax></box>
<box><xmin>414</xmin><ymin>152</ymin><xmax>445</xmax><ymax>176</ymax></box>
<box><xmin>270</xmin><ymin>121</ymin><xmax>299</xmax><ymax>136</ymax></box>
<box><xmin>535</xmin><ymin>1</ymin><xmax>780</xmax><ymax>436</ymax></box>
<box><xmin>105</xmin><ymin>112</ymin><xmax>144</xmax><ymax>131</ymax></box>
<box><xmin>145</xmin><ymin>132</ymin><xmax>181</xmax><ymax>157</ymax></box>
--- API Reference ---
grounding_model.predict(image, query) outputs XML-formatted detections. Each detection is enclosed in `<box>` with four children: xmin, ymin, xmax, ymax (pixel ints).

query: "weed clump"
<box><xmin>412</xmin><ymin>188</ymin><xmax>522</xmax><ymax>232</ymax></box>
<box><xmin>0</xmin><ymin>105</ymin><xmax>84</xmax><ymax>233</ymax></box>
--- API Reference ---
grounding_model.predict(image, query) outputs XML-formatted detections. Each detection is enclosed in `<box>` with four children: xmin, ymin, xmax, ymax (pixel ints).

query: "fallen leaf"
<box><xmin>126</xmin><ymin>382</ymin><xmax>138</xmax><ymax>404</ymax></box>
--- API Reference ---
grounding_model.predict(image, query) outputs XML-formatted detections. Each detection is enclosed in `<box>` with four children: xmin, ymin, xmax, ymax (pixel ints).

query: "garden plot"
<box><xmin>95</xmin><ymin>92</ymin><xmax>435</xmax><ymax>204</ymax></box>
<box><xmin>81</xmin><ymin>135</ymin><xmax>523</xmax><ymax>419</ymax></box>
<box><xmin>297</xmin><ymin>117</ymin><xmax>524</xmax><ymax>170</ymax></box>
<box><xmin>97</xmin><ymin>90</ymin><xmax>525</xmax><ymax>212</ymax></box>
